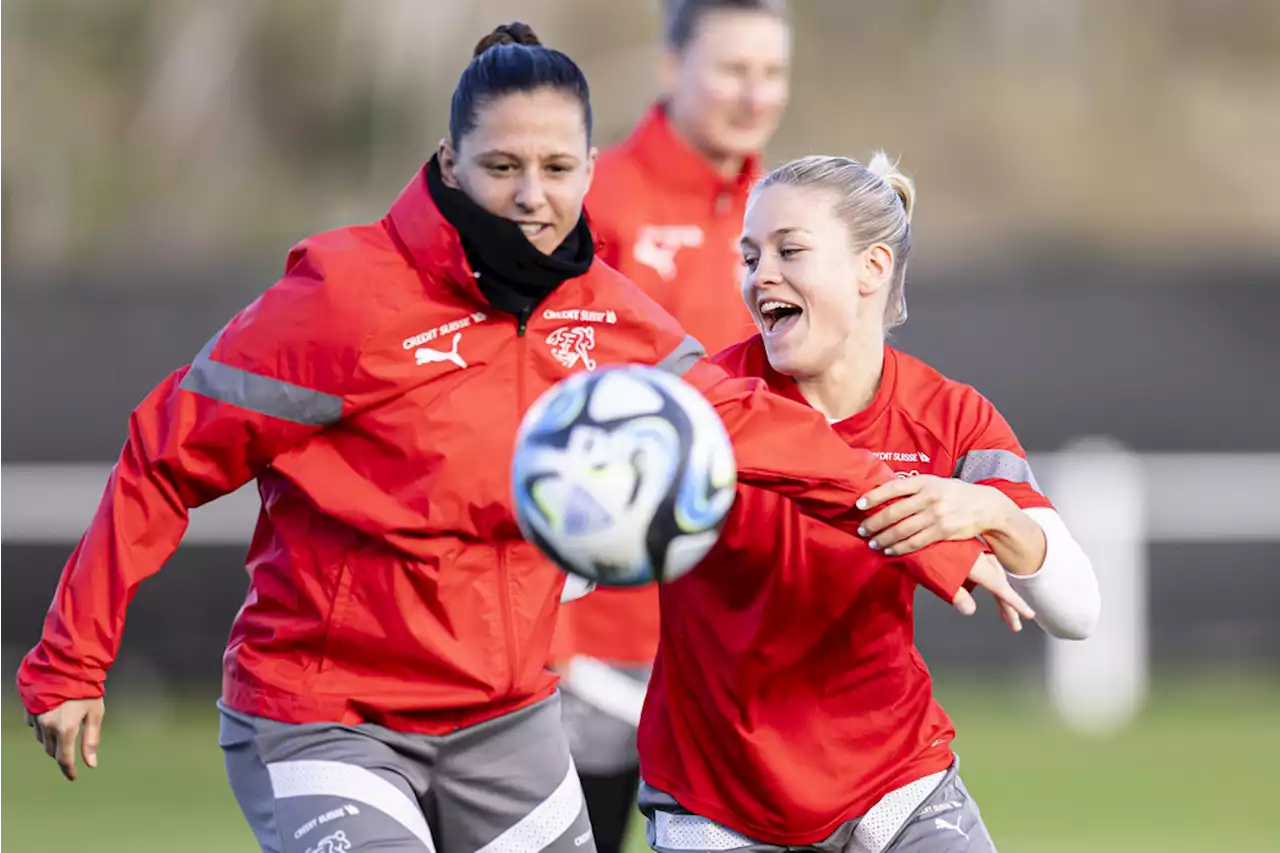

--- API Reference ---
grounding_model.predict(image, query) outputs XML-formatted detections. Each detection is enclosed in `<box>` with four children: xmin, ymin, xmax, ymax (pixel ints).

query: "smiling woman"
<box><xmin>741</xmin><ymin>153</ymin><xmax>915</xmax><ymax>389</ymax></box>
<box><xmin>634</xmin><ymin>155</ymin><xmax>1100</xmax><ymax>853</ymax></box>
<box><xmin>441</xmin><ymin>22</ymin><xmax>595</xmax><ymax>257</ymax></box>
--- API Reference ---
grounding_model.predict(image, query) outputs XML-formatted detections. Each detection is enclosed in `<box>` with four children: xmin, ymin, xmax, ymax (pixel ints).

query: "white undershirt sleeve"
<box><xmin>1005</xmin><ymin>507</ymin><xmax>1101</xmax><ymax>640</ymax></box>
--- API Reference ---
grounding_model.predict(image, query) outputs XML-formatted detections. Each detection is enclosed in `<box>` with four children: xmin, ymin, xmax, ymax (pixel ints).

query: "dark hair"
<box><xmin>449</xmin><ymin>22</ymin><xmax>593</xmax><ymax>146</ymax></box>
<box><xmin>664</xmin><ymin>0</ymin><xmax>789</xmax><ymax>51</ymax></box>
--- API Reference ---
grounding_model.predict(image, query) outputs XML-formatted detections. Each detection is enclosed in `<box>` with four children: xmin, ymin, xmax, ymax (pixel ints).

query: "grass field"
<box><xmin>3</xmin><ymin>674</ymin><xmax>1277</xmax><ymax>852</ymax></box>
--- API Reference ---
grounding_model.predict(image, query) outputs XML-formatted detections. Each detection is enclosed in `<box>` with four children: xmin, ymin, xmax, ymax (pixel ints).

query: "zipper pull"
<box><xmin>517</xmin><ymin>308</ymin><xmax>530</xmax><ymax>337</ymax></box>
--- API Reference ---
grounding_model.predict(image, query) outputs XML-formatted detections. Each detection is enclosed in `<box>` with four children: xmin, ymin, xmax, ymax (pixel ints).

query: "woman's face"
<box><xmin>739</xmin><ymin>183</ymin><xmax>891</xmax><ymax>377</ymax></box>
<box><xmin>662</xmin><ymin>10</ymin><xmax>791</xmax><ymax>163</ymax></box>
<box><xmin>441</xmin><ymin>88</ymin><xmax>597</xmax><ymax>255</ymax></box>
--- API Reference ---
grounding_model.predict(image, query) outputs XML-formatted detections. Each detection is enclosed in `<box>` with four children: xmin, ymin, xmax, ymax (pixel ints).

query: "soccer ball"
<box><xmin>511</xmin><ymin>365</ymin><xmax>737</xmax><ymax>586</ymax></box>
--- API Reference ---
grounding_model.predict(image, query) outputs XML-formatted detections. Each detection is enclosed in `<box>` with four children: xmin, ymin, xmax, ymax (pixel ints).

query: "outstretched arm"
<box><xmin>18</xmin><ymin>250</ymin><xmax>369</xmax><ymax>719</ymax></box>
<box><xmin>677</xmin><ymin>355</ymin><xmax>984</xmax><ymax>604</ymax></box>
<box><xmin>858</xmin><ymin>393</ymin><xmax>1099</xmax><ymax>639</ymax></box>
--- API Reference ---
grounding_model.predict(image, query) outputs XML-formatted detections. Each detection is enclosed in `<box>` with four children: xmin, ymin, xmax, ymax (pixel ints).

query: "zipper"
<box><xmin>496</xmin><ymin>541</ymin><xmax>519</xmax><ymax>695</ymax></box>
<box><xmin>500</xmin><ymin>309</ymin><xmax>530</xmax><ymax>695</ymax></box>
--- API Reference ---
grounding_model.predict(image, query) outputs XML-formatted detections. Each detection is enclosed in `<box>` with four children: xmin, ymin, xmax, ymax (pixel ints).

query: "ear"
<box><xmin>584</xmin><ymin>145</ymin><xmax>599</xmax><ymax>192</ymax></box>
<box><xmin>438</xmin><ymin>138</ymin><xmax>461</xmax><ymax>189</ymax></box>
<box><xmin>655</xmin><ymin>48</ymin><xmax>682</xmax><ymax>100</ymax></box>
<box><xmin>856</xmin><ymin>244</ymin><xmax>895</xmax><ymax>297</ymax></box>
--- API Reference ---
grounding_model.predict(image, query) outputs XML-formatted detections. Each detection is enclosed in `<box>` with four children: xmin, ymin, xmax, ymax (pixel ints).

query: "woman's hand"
<box><xmin>856</xmin><ymin>475</ymin><xmax>1014</xmax><ymax>557</ymax></box>
<box><xmin>953</xmin><ymin>554</ymin><xmax>1035</xmax><ymax>632</ymax></box>
<box><xmin>27</xmin><ymin>698</ymin><xmax>105</xmax><ymax>781</ymax></box>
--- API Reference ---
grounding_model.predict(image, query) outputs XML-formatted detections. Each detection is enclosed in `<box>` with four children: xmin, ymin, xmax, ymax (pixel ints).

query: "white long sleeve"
<box><xmin>1006</xmin><ymin>507</ymin><xmax>1101</xmax><ymax>640</ymax></box>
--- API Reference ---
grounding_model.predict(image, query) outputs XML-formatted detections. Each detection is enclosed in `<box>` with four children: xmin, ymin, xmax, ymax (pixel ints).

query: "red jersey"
<box><xmin>16</xmin><ymin>168</ymin><xmax>978</xmax><ymax>734</ymax></box>
<box><xmin>638</xmin><ymin>338</ymin><xmax>1054</xmax><ymax>844</ymax></box>
<box><xmin>558</xmin><ymin>102</ymin><xmax>761</xmax><ymax>666</ymax></box>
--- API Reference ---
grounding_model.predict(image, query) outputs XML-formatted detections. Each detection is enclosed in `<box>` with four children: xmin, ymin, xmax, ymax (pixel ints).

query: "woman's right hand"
<box><xmin>27</xmin><ymin>697</ymin><xmax>105</xmax><ymax>781</ymax></box>
<box><xmin>953</xmin><ymin>553</ymin><xmax>1035</xmax><ymax>633</ymax></box>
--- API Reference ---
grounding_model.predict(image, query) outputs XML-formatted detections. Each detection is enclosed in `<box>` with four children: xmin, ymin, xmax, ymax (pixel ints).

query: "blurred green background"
<box><xmin>6</xmin><ymin>675</ymin><xmax>1278</xmax><ymax>853</ymax></box>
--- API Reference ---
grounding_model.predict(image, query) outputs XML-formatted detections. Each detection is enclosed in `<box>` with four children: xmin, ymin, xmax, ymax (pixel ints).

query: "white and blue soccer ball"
<box><xmin>512</xmin><ymin>365</ymin><xmax>737</xmax><ymax>586</ymax></box>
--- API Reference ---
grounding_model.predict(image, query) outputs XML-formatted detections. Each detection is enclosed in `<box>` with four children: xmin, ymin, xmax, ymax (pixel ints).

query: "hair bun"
<box><xmin>867</xmin><ymin>150</ymin><xmax>916</xmax><ymax>225</ymax></box>
<box><xmin>472</xmin><ymin>22</ymin><xmax>542</xmax><ymax>57</ymax></box>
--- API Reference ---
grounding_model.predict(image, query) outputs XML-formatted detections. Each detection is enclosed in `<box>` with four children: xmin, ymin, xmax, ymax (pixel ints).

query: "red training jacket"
<box><xmin>17</xmin><ymin>167</ymin><xmax>980</xmax><ymax>735</ymax></box>
<box><xmin>558</xmin><ymin>102</ymin><xmax>762</xmax><ymax>666</ymax></box>
<box><xmin>638</xmin><ymin>338</ymin><xmax>1054</xmax><ymax>844</ymax></box>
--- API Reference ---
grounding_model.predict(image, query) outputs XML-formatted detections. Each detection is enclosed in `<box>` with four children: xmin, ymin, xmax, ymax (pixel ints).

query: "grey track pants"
<box><xmin>219</xmin><ymin>692</ymin><xmax>595</xmax><ymax>853</ymax></box>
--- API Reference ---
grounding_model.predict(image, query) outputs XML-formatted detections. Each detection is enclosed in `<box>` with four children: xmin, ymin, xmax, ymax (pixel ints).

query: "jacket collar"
<box><xmin>385</xmin><ymin>164</ymin><xmax>483</xmax><ymax>303</ymax></box>
<box><xmin>624</xmin><ymin>102</ymin><xmax>763</xmax><ymax>202</ymax></box>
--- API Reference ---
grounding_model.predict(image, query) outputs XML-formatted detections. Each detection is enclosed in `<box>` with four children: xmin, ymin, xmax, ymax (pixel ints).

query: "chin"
<box><xmin>715</xmin><ymin>135</ymin><xmax>765</xmax><ymax>160</ymax></box>
<box><xmin>761</xmin><ymin>340</ymin><xmax>806</xmax><ymax>377</ymax></box>
<box><xmin>725</xmin><ymin>122</ymin><xmax>779</xmax><ymax>155</ymax></box>
<box><xmin>530</xmin><ymin>233</ymin><xmax>563</xmax><ymax>256</ymax></box>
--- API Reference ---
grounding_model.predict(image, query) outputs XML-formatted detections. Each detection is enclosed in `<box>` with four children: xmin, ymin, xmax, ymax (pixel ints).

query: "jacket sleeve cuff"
<box><xmin>16</xmin><ymin>655</ymin><xmax>106</xmax><ymax>715</ymax></box>
<box><xmin>906</xmin><ymin>539</ymin><xmax>983</xmax><ymax>602</ymax></box>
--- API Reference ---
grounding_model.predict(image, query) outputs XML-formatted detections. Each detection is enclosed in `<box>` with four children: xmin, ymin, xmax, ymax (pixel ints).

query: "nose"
<box><xmin>515</xmin><ymin>171</ymin><xmax>547</xmax><ymax>212</ymax></box>
<box><xmin>750</xmin><ymin>251</ymin><xmax>783</xmax><ymax>288</ymax></box>
<box><xmin>744</xmin><ymin>73</ymin><xmax>784</xmax><ymax>114</ymax></box>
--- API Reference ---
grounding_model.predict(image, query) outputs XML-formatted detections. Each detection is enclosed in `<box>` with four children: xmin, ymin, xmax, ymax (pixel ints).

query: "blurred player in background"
<box><xmin>637</xmin><ymin>155</ymin><xmax>1102</xmax><ymax>852</ymax></box>
<box><xmin>555</xmin><ymin>3</ymin><xmax>791</xmax><ymax>848</ymax></box>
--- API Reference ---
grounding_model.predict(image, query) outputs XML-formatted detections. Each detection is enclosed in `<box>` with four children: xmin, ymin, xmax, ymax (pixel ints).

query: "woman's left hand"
<box><xmin>856</xmin><ymin>475</ymin><xmax>1013</xmax><ymax>557</ymax></box>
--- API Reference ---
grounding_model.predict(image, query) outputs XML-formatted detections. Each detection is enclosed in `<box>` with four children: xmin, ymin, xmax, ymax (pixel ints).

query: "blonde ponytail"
<box><xmin>867</xmin><ymin>150</ymin><xmax>916</xmax><ymax>225</ymax></box>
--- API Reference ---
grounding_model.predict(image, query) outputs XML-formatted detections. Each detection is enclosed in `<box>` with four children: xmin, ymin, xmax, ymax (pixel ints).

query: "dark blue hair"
<box><xmin>450</xmin><ymin>22</ymin><xmax>593</xmax><ymax>146</ymax></box>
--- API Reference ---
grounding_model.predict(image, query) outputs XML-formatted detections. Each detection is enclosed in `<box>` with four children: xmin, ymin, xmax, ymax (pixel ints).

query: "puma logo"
<box><xmin>415</xmin><ymin>331</ymin><xmax>467</xmax><ymax>369</ymax></box>
<box><xmin>934</xmin><ymin>816</ymin><xmax>969</xmax><ymax>841</ymax></box>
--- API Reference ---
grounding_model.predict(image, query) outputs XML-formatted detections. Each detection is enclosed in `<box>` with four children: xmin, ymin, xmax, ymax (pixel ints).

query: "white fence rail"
<box><xmin>3</xmin><ymin>442</ymin><xmax>1278</xmax><ymax>734</ymax></box>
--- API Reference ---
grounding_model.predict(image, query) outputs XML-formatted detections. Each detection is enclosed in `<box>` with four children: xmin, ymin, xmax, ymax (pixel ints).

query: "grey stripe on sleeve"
<box><xmin>179</xmin><ymin>334</ymin><xmax>343</xmax><ymax>426</ymax></box>
<box><xmin>953</xmin><ymin>449</ymin><xmax>1041</xmax><ymax>491</ymax></box>
<box><xmin>655</xmin><ymin>334</ymin><xmax>707</xmax><ymax>376</ymax></box>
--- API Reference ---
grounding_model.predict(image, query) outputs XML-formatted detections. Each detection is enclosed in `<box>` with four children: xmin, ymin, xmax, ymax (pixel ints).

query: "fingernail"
<box><xmin>87</xmin><ymin>753</ymin><xmax>98</xmax><ymax>768</ymax></box>
<box><xmin>868</xmin><ymin>539</ymin><xmax>879</xmax><ymax>550</ymax></box>
<box><xmin>884</xmin><ymin>547</ymin><xmax>895</xmax><ymax>556</ymax></box>
<box><xmin>856</xmin><ymin>498</ymin><xmax>868</xmax><ymax>510</ymax></box>
<box><xmin>857</xmin><ymin>526</ymin><xmax>867</xmax><ymax>537</ymax></box>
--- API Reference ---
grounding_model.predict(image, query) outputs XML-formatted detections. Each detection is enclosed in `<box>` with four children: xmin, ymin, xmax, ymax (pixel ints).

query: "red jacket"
<box><xmin>558</xmin><ymin>103</ymin><xmax>761</xmax><ymax>666</ymax></box>
<box><xmin>588</xmin><ymin>103</ymin><xmax>759</xmax><ymax>355</ymax></box>
<box><xmin>638</xmin><ymin>338</ymin><xmax>1055</xmax><ymax>844</ymax></box>
<box><xmin>17</xmin><ymin>167</ymin><xmax>979</xmax><ymax>735</ymax></box>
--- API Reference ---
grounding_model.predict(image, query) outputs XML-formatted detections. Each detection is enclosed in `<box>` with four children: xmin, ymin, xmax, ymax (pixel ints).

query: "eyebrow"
<box><xmin>474</xmin><ymin>149</ymin><xmax>580</xmax><ymax>164</ymax></box>
<box><xmin>740</xmin><ymin>227</ymin><xmax>804</xmax><ymax>248</ymax></box>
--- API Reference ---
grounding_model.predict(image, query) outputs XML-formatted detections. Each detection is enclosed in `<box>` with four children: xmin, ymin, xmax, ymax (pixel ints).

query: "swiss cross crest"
<box><xmin>546</xmin><ymin>325</ymin><xmax>597</xmax><ymax>371</ymax></box>
<box><xmin>634</xmin><ymin>225</ymin><xmax>704</xmax><ymax>281</ymax></box>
